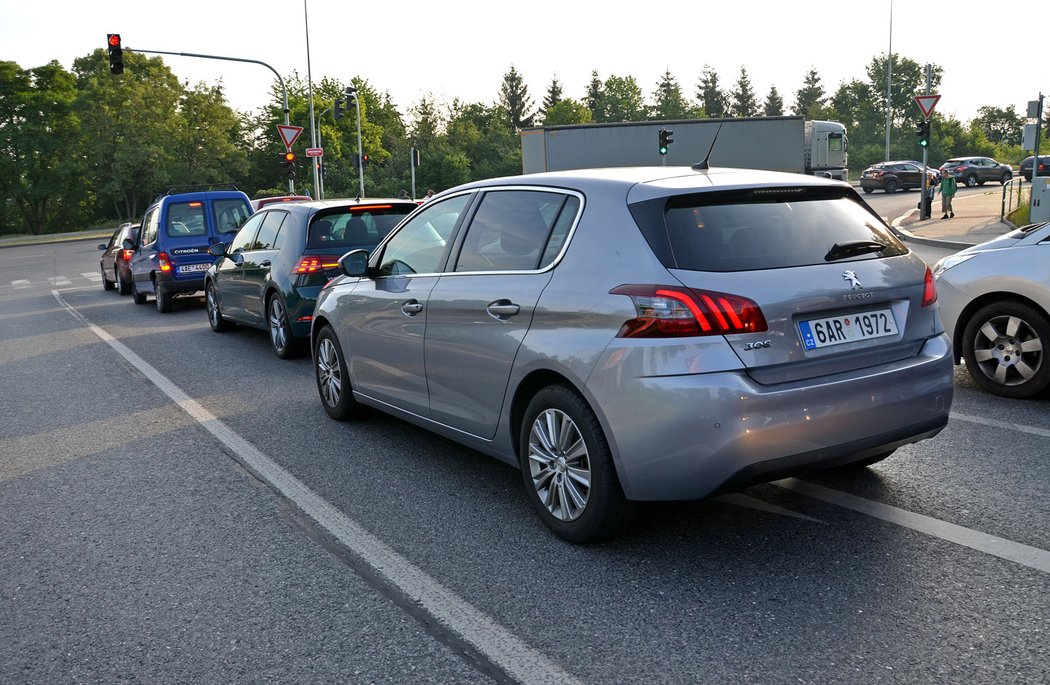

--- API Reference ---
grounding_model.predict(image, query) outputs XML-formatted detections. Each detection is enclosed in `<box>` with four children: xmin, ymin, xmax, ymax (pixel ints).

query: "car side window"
<box><xmin>214</xmin><ymin>199</ymin><xmax>252</xmax><ymax>235</ymax></box>
<box><xmin>141</xmin><ymin>208</ymin><xmax>159</xmax><ymax>245</ymax></box>
<box><xmin>229</xmin><ymin>213</ymin><xmax>265</xmax><ymax>254</ymax></box>
<box><xmin>453</xmin><ymin>190</ymin><xmax>568</xmax><ymax>272</ymax></box>
<box><xmin>376</xmin><ymin>194</ymin><xmax>470</xmax><ymax>276</ymax></box>
<box><xmin>252</xmin><ymin>211</ymin><xmax>287</xmax><ymax>250</ymax></box>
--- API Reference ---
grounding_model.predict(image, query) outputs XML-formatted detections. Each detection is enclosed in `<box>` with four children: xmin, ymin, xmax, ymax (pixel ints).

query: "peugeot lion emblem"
<box><xmin>842</xmin><ymin>270</ymin><xmax>862</xmax><ymax>289</ymax></box>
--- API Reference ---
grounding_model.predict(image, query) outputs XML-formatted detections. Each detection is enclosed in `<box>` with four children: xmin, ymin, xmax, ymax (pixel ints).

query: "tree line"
<box><xmin>2</xmin><ymin>49</ymin><xmax>1047</xmax><ymax>234</ymax></box>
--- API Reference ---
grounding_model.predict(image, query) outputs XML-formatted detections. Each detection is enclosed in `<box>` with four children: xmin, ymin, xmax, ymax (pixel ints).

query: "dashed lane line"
<box><xmin>951</xmin><ymin>411</ymin><xmax>1050</xmax><ymax>439</ymax></box>
<box><xmin>52</xmin><ymin>290</ymin><xmax>581</xmax><ymax>685</ymax></box>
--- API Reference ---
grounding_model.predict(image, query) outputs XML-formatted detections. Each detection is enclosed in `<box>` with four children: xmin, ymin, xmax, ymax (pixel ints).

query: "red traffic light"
<box><xmin>107</xmin><ymin>33</ymin><xmax>124</xmax><ymax>75</ymax></box>
<box><xmin>108</xmin><ymin>34</ymin><xmax>121</xmax><ymax>46</ymax></box>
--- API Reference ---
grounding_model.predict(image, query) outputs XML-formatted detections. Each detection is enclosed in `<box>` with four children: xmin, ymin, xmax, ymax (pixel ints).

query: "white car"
<box><xmin>934</xmin><ymin>221</ymin><xmax>1050</xmax><ymax>398</ymax></box>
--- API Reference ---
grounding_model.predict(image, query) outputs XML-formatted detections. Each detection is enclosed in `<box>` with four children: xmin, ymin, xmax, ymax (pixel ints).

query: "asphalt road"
<box><xmin>1</xmin><ymin>237</ymin><xmax>1048</xmax><ymax>684</ymax></box>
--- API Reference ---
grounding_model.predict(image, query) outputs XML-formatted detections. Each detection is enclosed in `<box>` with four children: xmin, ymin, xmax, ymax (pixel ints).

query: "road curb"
<box><xmin>0</xmin><ymin>231</ymin><xmax>112</xmax><ymax>250</ymax></box>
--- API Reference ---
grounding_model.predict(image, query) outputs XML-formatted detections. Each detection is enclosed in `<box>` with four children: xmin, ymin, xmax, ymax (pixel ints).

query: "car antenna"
<box><xmin>692</xmin><ymin>116</ymin><xmax>726</xmax><ymax>171</ymax></box>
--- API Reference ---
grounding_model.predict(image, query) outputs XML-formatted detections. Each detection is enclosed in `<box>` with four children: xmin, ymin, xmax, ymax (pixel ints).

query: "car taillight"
<box><xmin>611</xmin><ymin>285</ymin><xmax>767</xmax><ymax>338</ymax></box>
<box><xmin>158</xmin><ymin>252</ymin><xmax>172</xmax><ymax>272</ymax></box>
<box><xmin>922</xmin><ymin>266</ymin><xmax>937</xmax><ymax>307</ymax></box>
<box><xmin>293</xmin><ymin>255</ymin><xmax>341</xmax><ymax>274</ymax></box>
<box><xmin>120</xmin><ymin>249</ymin><xmax>134</xmax><ymax>261</ymax></box>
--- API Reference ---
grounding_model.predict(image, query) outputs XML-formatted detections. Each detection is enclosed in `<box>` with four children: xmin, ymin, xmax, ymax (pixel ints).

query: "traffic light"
<box><xmin>658</xmin><ymin>128</ymin><xmax>673</xmax><ymax>155</ymax></box>
<box><xmin>360</xmin><ymin>153</ymin><xmax>370</xmax><ymax>169</ymax></box>
<box><xmin>915</xmin><ymin>119</ymin><xmax>931</xmax><ymax>148</ymax></box>
<box><xmin>334</xmin><ymin>99</ymin><xmax>344</xmax><ymax>121</ymax></box>
<box><xmin>107</xmin><ymin>34</ymin><xmax>123</xmax><ymax>75</ymax></box>
<box><xmin>345</xmin><ymin>86</ymin><xmax>357</xmax><ymax>106</ymax></box>
<box><xmin>281</xmin><ymin>151</ymin><xmax>296</xmax><ymax>179</ymax></box>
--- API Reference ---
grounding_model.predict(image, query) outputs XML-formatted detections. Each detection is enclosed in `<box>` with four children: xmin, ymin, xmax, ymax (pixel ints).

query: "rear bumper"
<box><xmin>590</xmin><ymin>334</ymin><xmax>954</xmax><ymax>501</ymax></box>
<box><xmin>156</xmin><ymin>271</ymin><xmax>206</xmax><ymax>294</ymax></box>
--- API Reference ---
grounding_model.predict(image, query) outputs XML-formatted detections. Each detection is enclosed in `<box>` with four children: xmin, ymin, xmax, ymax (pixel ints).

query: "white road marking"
<box><xmin>12</xmin><ymin>280</ymin><xmax>31</xmax><ymax>289</ymax></box>
<box><xmin>777</xmin><ymin>479</ymin><xmax>1050</xmax><ymax>574</ymax></box>
<box><xmin>48</xmin><ymin>276</ymin><xmax>72</xmax><ymax>286</ymax></box>
<box><xmin>716</xmin><ymin>493</ymin><xmax>825</xmax><ymax>523</ymax></box>
<box><xmin>82</xmin><ymin>272</ymin><xmax>103</xmax><ymax>282</ymax></box>
<box><xmin>52</xmin><ymin>290</ymin><xmax>581</xmax><ymax>685</ymax></box>
<box><xmin>951</xmin><ymin>412</ymin><xmax>1050</xmax><ymax>439</ymax></box>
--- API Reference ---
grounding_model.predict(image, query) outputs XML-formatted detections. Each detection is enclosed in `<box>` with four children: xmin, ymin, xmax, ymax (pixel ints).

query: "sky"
<box><xmin>1</xmin><ymin>0</ymin><xmax>1043</xmax><ymax>129</ymax></box>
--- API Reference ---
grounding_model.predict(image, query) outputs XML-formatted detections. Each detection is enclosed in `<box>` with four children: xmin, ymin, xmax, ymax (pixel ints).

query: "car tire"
<box><xmin>131</xmin><ymin>278</ymin><xmax>147</xmax><ymax>305</ymax></box>
<box><xmin>206</xmin><ymin>281</ymin><xmax>235</xmax><ymax>332</ymax></box>
<box><xmin>268</xmin><ymin>293</ymin><xmax>302</xmax><ymax>359</ymax></box>
<box><xmin>315</xmin><ymin>325</ymin><xmax>366</xmax><ymax>421</ymax></box>
<box><xmin>155</xmin><ymin>283</ymin><xmax>173</xmax><ymax>313</ymax></box>
<box><xmin>961</xmin><ymin>301</ymin><xmax>1050</xmax><ymax>399</ymax></box>
<box><xmin>101</xmin><ymin>265</ymin><xmax>115</xmax><ymax>291</ymax></box>
<box><xmin>519</xmin><ymin>385</ymin><xmax>636</xmax><ymax>543</ymax></box>
<box><xmin>1000</xmin><ymin>173</ymin><xmax>1011</xmax><ymax>185</ymax></box>
<box><xmin>116</xmin><ymin>269</ymin><xmax>131</xmax><ymax>295</ymax></box>
<box><xmin>965</xmin><ymin>174</ymin><xmax>978</xmax><ymax>188</ymax></box>
<box><xmin>862</xmin><ymin>188</ymin><xmax>873</xmax><ymax>194</ymax></box>
<box><xmin>884</xmin><ymin>180</ymin><xmax>898</xmax><ymax>193</ymax></box>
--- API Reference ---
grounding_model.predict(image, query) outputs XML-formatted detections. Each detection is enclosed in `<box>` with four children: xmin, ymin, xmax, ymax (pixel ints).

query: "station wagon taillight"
<box><xmin>611</xmin><ymin>285</ymin><xmax>767</xmax><ymax>338</ymax></box>
<box><xmin>293</xmin><ymin>255</ymin><xmax>341</xmax><ymax>274</ymax></box>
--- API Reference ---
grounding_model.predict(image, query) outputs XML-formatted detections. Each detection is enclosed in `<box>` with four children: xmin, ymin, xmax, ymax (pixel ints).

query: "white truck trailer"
<box><xmin>520</xmin><ymin>116</ymin><xmax>848</xmax><ymax>181</ymax></box>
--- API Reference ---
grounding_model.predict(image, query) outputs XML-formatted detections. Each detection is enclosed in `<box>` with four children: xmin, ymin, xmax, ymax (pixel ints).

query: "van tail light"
<box><xmin>611</xmin><ymin>285</ymin><xmax>767</xmax><ymax>338</ymax></box>
<box><xmin>158</xmin><ymin>252</ymin><xmax>172</xmax><ymax>272</ymax></box>
<box><xmin>921</xmin><ymin>266</ymin><xmax>937</xmax><ymax>307</ymax></box>
<box><xmin>293</xmin><ymin>255</ymin><xmax>341</xmax><ymax>274</ymax></box>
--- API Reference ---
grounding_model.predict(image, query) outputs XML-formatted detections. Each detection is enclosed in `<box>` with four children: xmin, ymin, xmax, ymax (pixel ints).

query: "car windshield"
<box><xmin>644</xmin><ymin>188</ymin><xmax>907</xmax><ymax>272</ymax></box>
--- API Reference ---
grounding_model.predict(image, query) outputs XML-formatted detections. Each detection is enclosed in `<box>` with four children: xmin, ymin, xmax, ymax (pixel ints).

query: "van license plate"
<box><xmin>176</xmin><ymin>263</ymin><xmax>210</xmax><ymax>274</ymax></box>
<box><xmin>798</xmin><ymin>308</ymin><xmax>898</xmax><ymax>350</ymax></box>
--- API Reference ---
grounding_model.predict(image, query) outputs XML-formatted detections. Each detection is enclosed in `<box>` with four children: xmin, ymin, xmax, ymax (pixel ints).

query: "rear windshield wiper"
<box><xmin>824</xmin><ymin>240</ymin><xmax>886</xmax><ymax>262</ymax></box>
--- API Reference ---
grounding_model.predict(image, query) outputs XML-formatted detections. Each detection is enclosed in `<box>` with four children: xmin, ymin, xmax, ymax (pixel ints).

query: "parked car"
<box><xmin>126</xmin><ymin>185</ymin><xmax>253</xmax><ymax>312</ymax></box>
<box><xmin>939</xmin><ymin>156</ymin><xmax>1012</xmax><ymax>187</ymax></box>
<box><xmin>859</xmin><ymin>160</ymin><xmax>937</xmax><ymax>193</ymax></box>
<box><xmin>933</xmin><ymin>220</ymin><xmax>1050</xmax><ymax>398</ymax></box>
<box><xmin>205</xmin><ymin>198</ymin><xmax>419</xmax><ymax>358</ymax></box>
<box><xmin>251</xmin><ymin>195</ymin><xmax>312</xmax><ymax>211</ymax></box>
<box><xmin>97</xmin><ymin>222</ymin><xmax>139</xmax><ymax>294</ymax></box>
<box><xmin>309</xmin><ymin>167</ymin><xmax>954</xmax><ymax>542</ymax></box>
<box><xmin>1020</xmin><ymin>155</ymin><xmax>1050</xmax><ymax>182</ymax></box>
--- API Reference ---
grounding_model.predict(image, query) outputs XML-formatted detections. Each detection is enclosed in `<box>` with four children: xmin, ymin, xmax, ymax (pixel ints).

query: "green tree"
<box><xmin>602</xmin><ymin>75</ymin><xmax>646</xmax><ymax>122</ymax></box>
<box><xmin>971</xmin><ymin>105</ymin><xmax>1024</xmax><ymax>145</ymax></box>
<box><xmin>0</xmin><ymin>60</ymin><xmax>84</xmax><ymax>234</ymax></box>
<box><xmin>794</xmin><ymin>67</ymin><xmax>826</xmax><ymax>117</ymax></box>
<box><xmin>729</xmin><ymin>66</ymin><xmax>759</xmax><ymax>117</ymax></box>
<box><xmin>542</xmin><ymin>98</ymin><xmax>592</xmax><ymax>126</ymax></box>
<box><xmin>763</xmin><ymin>86</ymin><xmax>785</xmax><ymax>116</ymax></box>
<box><xmin>176</xmin><ymin>82</ymin><xmax>249</xmax><ymax>184</ymax></box>
<box><xmin>585</xmin><ymin>70</ymin><xmax>605</xmax><ymax>122</ymax></box>
<box><xmin>696</xmin><ymin>65</ymin><xmax>727</xmax><ymax>118</ymax></box>
<box><xmin>498</xmin><ymin>65</ymin><xmax>534</xmax><ymax>130</ymax></box>
<box><xmin>541</xmin><ymin>76</ymin><xmax>563</xmax><ymax>118</ymax></box>
<box><xmin>651</xmin><ymin>69</ymin><xmax>697</xmax><ymax>120</ymax></box>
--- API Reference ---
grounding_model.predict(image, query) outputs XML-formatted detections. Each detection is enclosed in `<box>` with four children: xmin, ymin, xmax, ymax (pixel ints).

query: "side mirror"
<box><xmin>122</xmin><ymin>239</ymin><xmax>135</xmax><ymax>250</ymax></box>
<box><xmin>339</xmin><ymin>249</ymin><xmax>370</xmax><ymax>277</ymax></box>
<box><xmin>208</xmin><ymin>242</ymin><xmax>226</xmax><ymax>257</ymax></box>
<box><xmin>97</xmin><ymin>243</ymin><xmax>108</xmax><ymax>251</ymax></box>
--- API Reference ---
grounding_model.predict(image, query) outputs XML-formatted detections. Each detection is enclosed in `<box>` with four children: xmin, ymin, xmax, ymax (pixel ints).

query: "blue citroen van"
<box><xmin>127</xmin><ymin>185</ymin><xmax>253</xmax><ymax>312</ymax></box>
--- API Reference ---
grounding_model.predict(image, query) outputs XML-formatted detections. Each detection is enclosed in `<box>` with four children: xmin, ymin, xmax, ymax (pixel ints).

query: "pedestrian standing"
<box><xmin>939</xmin><ymin>170</ymin><xmax>957</xmax><ymax>219</ymax></box>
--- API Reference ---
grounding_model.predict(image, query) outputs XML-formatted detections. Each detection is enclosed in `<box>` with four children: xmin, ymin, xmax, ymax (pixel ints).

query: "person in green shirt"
<box><xmin>938</xmin><ymin>171</ymin><xmax>957</xmax><ymax>219</ymax></box>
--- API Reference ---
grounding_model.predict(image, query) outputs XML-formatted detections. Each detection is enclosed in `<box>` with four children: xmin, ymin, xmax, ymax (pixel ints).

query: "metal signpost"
<box><xmin>915</xmin><ymin>90</ymin><xmax>940</xmax><ymax>220</ymax></box>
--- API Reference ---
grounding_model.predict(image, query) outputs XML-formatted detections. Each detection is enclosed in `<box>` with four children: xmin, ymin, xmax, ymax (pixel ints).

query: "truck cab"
<box><xmin>804</xmin><ymin>120</ymin><xmax>848</xmax><ymax>182</ymax></box>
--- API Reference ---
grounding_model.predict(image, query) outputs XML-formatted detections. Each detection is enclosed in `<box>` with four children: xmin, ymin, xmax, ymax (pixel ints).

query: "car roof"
<box><xmin>449</xmin><ymin>166</ymin><xmax>847</xmax><ymax>200</ymax></box>
<box><xmin>257</xmin><ymin>198</ymin><xmax>420</xmax><ymax>214</ymax></box>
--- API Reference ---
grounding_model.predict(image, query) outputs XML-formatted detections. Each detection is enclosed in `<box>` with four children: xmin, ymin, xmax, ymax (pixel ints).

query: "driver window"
<box><xmin>376</xmin><ymin>194</ymin><xmax>471</xmax><ymax>276</ymax></box>
<box><xmin>229</xmin><ymin>213</ymin><xmax>265</xmax><ymax>253</ymax></box>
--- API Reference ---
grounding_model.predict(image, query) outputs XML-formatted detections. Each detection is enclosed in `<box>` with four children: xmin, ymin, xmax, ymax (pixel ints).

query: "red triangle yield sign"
<box><xmin>914</xmin><ymin>95</ymin><xmax>941</xmax><ymax>119</ymax></box>
<box><xmin>277</xmin><ymin>124</ymin><xmax>304</xmax><ymax>150</ymax></box>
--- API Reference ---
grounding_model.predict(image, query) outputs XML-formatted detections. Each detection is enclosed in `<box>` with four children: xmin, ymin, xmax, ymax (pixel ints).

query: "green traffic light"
<box><xmin>659</xmin><ymin>146</ymin><xmax>668</xmax><ymax>155</ymax></box>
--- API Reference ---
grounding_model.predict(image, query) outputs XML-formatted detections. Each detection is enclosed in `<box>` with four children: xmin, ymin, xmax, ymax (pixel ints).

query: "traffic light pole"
<box><xmin>920</xmin><ymin>66</ymin><xmax>932</xmax><ymax>220</ymax></box>
<box><xmin>124</xmin><ymin>47</ymin><xmax>294</xmax><ymax>193</ymax></box>
<box><xmin>353</xmin><ymin>93</ymin><xmax>364</xmax><ymax>198</ymax></box>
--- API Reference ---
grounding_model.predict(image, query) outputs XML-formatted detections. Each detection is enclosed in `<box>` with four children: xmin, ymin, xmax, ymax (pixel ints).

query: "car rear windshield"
<box><xmin>630</xmin><ymin>186</ymin><xmax>907</xmax><ymax>272</ymax></box>
<box><xmin>307</xmin><ymin>203</ymin><xmax>415</xmax><ymax>250</ymax></box>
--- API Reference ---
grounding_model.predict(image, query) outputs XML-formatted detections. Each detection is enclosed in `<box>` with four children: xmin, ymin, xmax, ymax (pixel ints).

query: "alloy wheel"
<box><xmin>269</xmin><ymin>298</ymin><xmax>288</xmax><ymax>353</ymax></box>
<box><xmin>527</xmin><ymin>408</ymin><xmax>592</xmax><ymax>522</ymax></box>
<box><xmin>316</xmin><ymin>337</ymin><xmax>342</xmax><ymax>408</ymax></box>
<box><xmin>970</xmin><ymin>314</ymin><xmax>1043</xmax><ymax>388</ymax></box>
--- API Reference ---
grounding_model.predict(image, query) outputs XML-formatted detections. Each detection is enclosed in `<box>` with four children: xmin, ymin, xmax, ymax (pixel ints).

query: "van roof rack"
<box><xmin>151</xmin><ymin>184</ymin><xmax>241</xmax><ymax>203</ymax></box>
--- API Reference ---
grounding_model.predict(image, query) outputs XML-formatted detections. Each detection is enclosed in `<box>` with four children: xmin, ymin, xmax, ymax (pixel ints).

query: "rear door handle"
<box><xmin>401</xmin><ymin>299</ymin><xmax>424</xmax><ymax>316</ymax></box>
<box><xmin>486</xmin><ymin>300</ymin><xmax>520</xmax><ymax>320</ymax></box>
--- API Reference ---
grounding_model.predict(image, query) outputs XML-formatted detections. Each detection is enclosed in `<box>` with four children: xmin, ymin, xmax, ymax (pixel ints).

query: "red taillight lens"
<box><xmin>120</xmin><ymin>249</ymin><xmax>134</xmax><ymax>261</ymax></box>
<box><xmin>158</xmin><ymin>252</ymin><xmax>171</xmax><ymax>272</ymax></box>
<box><xmin>922</xmin><ymin>266</ymin><xmax>937</xmax><ymax>307</ymax></box>
<box><xmin>611</xmin><ymin>285</ymin><xmax>767</xmax><ymax>338</ymax></box>
<box><xmin>293</xmin><ymin>255</ymin><xmax>341</xmax><ymax>274</ymax></box>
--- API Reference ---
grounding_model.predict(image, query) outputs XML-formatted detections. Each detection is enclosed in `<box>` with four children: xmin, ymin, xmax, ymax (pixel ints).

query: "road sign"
<box><xmin>305</xmin><ymin>147</ymin><xmax>323</xmax><ymax>157</ymax></box>
<box><xmin>277</xmin><ymin>124</ymin><xmax>304</xmax><ymax>150</ymax></box>
<box><xmin>914</xmin><ymin>94</ymin><xmax>941</xmax><ymax>119</ymax></box>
